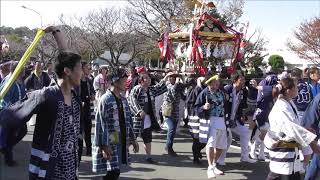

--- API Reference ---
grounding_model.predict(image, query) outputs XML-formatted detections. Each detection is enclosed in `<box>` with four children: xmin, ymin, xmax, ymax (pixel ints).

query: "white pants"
<box><xmin>218</xmin><ymin>121</ymin><xmax>251</xmax><ymax>163</ymax></box>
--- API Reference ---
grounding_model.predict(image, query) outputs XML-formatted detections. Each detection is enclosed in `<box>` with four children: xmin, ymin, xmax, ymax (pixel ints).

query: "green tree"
<box><xmin>268</xmin><ymin>54</ymin><xmax>284</xmax><ymax>72</ymax></box>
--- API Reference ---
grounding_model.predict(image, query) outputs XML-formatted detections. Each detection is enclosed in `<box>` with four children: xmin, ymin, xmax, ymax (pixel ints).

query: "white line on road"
<box><xmin>230</xmin><ymin>145</ymin><xmax>241</xmax><ymax>150</ymax></box>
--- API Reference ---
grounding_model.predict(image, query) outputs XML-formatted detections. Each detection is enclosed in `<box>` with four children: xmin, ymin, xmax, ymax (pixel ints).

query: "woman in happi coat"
<box><xmin>128</xmin><ymin>72</ymin><xmax>172</xmax><ymax>163</ymax></box>
<box><xmin>264</xmin><ymin>77</ymin><xmax>320</xmax><ymax>180</ymax></box>
<box><xmin>92</xmin><ymin>68</ymin><xmax>139</xmax><ymax>180</ymax></box>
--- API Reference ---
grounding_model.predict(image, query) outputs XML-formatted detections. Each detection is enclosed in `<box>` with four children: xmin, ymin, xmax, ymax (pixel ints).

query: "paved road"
<box><xmin>1</xmin><ymin>126</ymin><xmax>270</xmax><ymax>180</ymax></box>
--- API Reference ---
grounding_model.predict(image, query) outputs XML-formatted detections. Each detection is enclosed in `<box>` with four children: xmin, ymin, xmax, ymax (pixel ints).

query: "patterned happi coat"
<box><xmin>194</xmin><ymin>87</ymin><xmax>226</xmax><ymax>143</ymax></box>
<box><xmin>0</xmin><ymin>85</ymin><xmax>81</xmax><ymax>180</ymax></box>
<box><xmin>223</xmin><ymin>84</ymin><xmax>248</xmax><ymax>127</ymax></box>
<box><xmin>128</xmin><ymin>80</ymin><xmax>167</xmax><ymax>137</ymax></box>
<box><xmin>92</xmin><ymin>90</ymin><xmax>136</xmax><ymax>172</ymax></box>
<box><xmin>162</xmin><ymin>83</ymin><xmax>185</xmax><ymax>121</ymax></box>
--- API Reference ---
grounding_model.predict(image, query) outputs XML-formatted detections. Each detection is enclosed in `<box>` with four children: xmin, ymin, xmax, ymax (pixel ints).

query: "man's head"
<box><xmin>291</xmin><ymin>68</ymin><xmax>303</xmax><ymax>79</ymax></box>
<box><xmin>308</xmin><ymin>66</ymin><xmax>320</xmax><ymax>82</ymax></box>
<box><xmin>54</xmin><ymin>51</ymin><xmax>82</xmax><ymax>86</ymax></box>
<box><xmin>231</xmin><ymin>73</ymin><xmax>245</xmax><ymax>89</ymax></box>
<box><xmin>205</xmin><ymin>75</ymin><xmax>220</xmax><ymax>91</ymax></box>
<box><xmin>109</xmin><ymin>68</ymin><xmax>128</xmax><ymax>92</ymax></box>
<box><xmin>99</xmin><ymin>65</ymin><xmax>108</xmax><ymax>76</ymax></box>
<box><xmin>34</xmin><ymin>61</ymin><xmax>43</xmax><ymax>73</ymax></box>
<box><xmin>0</xmin><ymin>59</ymin><xmax>12</xmax><ymax>77</ymax></box>
<box><xmin>168</xmin><ymin>72</ymin><xmax>179</xmax><ymax>85</ymax></box>
<box><xmin>138</xmin><ymin>73</ymin><xmax>151</xmax><ymax>88</ymax></box>
<box><xmin>207</xmin><ymin>1</ymin><xmax>216</xmax><ymax>8</ymax></box>
<box><xmin>81</xmin><ymin>61</ymin><xmax>90</xmax><ymax>76</ymax></box>
<box><xmin>303</xmin><ymin>68</ymin><xmax>309</xmax><ymax>79</ymax></box>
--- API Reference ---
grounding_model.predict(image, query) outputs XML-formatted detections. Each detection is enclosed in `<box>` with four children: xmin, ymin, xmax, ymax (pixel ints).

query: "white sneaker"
<box><xmin>240</xmin><ymin>157</ymin><xmax>257</xmax><ymax>163</ymax></box>
<box><xmin>249</xmin><ymin>151</ymin><xmax>257</xmax><ymax>159</ymax></box>
<box><xmin>214</xmin><ymin>167</ymin><xmax>224</xmax><ymax>175</ymax></box>
<box><xmin>207</xmin><ymin>167</ymin><xmax>216</xmax><ymax>179</ymax></box>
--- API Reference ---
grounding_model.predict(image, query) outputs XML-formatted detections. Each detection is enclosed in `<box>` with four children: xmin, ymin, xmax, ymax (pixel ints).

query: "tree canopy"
<box><xmin>287</xmin><ymin>16</ymin><xmax>320</xmax><ymax>65</ymax></box>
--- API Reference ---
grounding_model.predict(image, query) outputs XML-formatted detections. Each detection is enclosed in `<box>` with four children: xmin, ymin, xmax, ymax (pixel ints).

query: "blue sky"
<box><xmin>240</xmin><ymin>0</ymin><xmax>320</xmax><ymax>51</ymax></box>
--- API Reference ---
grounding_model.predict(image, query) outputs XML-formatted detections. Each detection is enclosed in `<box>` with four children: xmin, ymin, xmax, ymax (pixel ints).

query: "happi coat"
<box><xmin>265</xmin><ymin>98</ymin><xmax>316</xmax><ymax>175</ymax></box>
<box><xmin>128</xmin><ymin>80</ymin><xmax>167</xmax><ymax>137</ymax></box>
<box><xmin>92</xmin><ymin>90</ymin><xmax>136</xmax><ymax>172</ymax></box>
<box><xmin>0</xmin><ymin>85</ymin><xmax>81</xmax><ymax>179</ymax></box>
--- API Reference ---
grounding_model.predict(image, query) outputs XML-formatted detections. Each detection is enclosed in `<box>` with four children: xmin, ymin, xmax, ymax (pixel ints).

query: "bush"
<box><xmin>268</xmin><ymin>55</ymin><xmax>284</xmax><ymax>72</ymax></box>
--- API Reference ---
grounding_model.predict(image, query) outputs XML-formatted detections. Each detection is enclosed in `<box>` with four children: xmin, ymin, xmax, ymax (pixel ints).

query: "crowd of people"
<box><xmin>0</xmin><ymin>27</ymin><xmax>320</xmax><ymax>180</ymax></box>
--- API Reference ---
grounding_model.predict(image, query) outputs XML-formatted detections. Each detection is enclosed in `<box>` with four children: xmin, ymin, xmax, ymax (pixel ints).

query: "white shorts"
<box><xmin>207</xmin><ymin>128</ymin><xmax>227</xmax><ymax>149</ymax></box>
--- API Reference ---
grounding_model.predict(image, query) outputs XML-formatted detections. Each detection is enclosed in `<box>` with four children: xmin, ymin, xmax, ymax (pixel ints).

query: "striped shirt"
<box><xmin>128</xmin><ymin>80</ymin><xmax>167</xmax><ymax>136</ymax></box>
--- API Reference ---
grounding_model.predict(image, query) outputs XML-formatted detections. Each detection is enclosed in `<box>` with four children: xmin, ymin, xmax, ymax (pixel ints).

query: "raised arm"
<box><xmin>44</xmin><ymin>26</ymin><xmax>68</xmax><ymax>51</ymax></box>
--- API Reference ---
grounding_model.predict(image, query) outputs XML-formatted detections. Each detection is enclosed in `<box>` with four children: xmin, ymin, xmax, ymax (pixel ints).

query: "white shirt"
<box><xmin>267</xmin><ymin>98</ymin><xmax>316</xmax><ymax>175</ymax></box>
<box><xmin>93</xmin><ymin>74</ymin><xmax>109</xmax><ymax>101</ymax></box>
<box><xmin>230</xmin><ymin>86</ymin><xmax>240</xmax><ymax>121</ymax></box>
<box><xmin>144</xmin><ymin>115</ymin><xmax>151</xmax><ymax>129</ymax></box>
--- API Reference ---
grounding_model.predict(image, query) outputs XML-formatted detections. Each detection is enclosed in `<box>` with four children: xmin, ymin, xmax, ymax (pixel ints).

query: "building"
<box><xmin>263</xmin><ymin>49</ymin><xmax>315</xmax><ymax>70</ymax></box>
<box><xmin>91</xmin><ymin>50</ymin><xmax>136</xmax><ymax>66</ymax></box>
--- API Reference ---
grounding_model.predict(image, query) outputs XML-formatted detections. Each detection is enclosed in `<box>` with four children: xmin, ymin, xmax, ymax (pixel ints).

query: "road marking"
<box><xmin>230</xmin><ymin>145</ymin><xmax>241</xmax><ymax>150</ymax></box>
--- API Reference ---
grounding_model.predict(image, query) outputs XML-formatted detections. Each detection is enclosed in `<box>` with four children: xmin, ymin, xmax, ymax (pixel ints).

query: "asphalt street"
<box><xmin>1</xmin><ymin>125</ymin><xmax>271</xmax><ymax>180</ymax></box>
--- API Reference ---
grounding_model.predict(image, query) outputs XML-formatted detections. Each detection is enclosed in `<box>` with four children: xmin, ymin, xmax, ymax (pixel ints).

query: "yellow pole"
<box><xmin>0</xmin><ymin>29</ymin><xmax>45</xmax><ymax>99</ymax></box>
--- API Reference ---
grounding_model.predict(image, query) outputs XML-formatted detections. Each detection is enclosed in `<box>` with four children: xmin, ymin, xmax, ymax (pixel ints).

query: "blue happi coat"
<box><xmin>92</xmin><ymin>90</ymin><xmax>136</xmax><ymax>173</ymax></box>
<box><xmin>302</xmin><ymin>94</ymin><xmax>320</xmax><ymax>180</ymax></box>
<box><xmin>223</xmin><ymin>84</ymin><xmax>248</xmax><ymax>126</ymax></box>
<box><xmin>0</xmin><ymin>74</ymin><xmax>27</xmax><ymax>150</ymax></box>
<box><xmin>293</xmin><ymin>79</ymin><xmax>313</xmax><ymax>112</ymax></box>
<box><xmin>187</xmin><ymin>85</ymin><xmax>204</xmax><ymax>139</ymax></box>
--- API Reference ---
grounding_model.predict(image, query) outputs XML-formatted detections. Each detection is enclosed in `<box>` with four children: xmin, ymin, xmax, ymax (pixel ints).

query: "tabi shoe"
<box><xmin>193</xmin><ymin>159</ymin><xmax>202</xmax><ymax>166</ymax></box>
<box><xmin>145</xmin><ymin>157</ymin><xmax>157</xmax><ymax>164</ymax></box>
<box><xmin>166</xmin><ymin>148</ymin><xmax>178</xmax><ymax>157</ymax></box>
